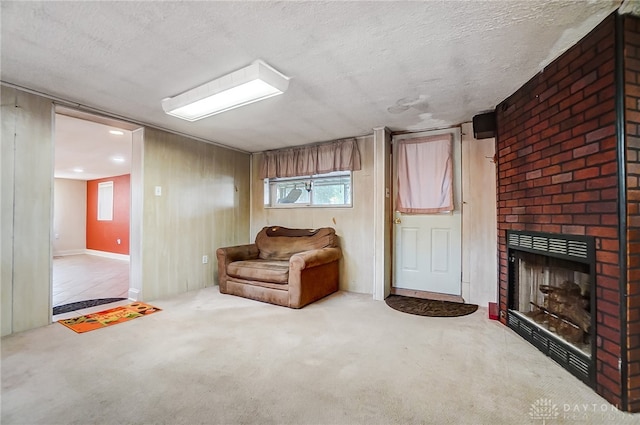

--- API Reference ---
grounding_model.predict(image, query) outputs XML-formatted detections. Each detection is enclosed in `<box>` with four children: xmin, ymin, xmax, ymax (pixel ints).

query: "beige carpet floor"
<box><xmin>1</xmin><ymin>288</ymin><xmax>638</xmax><ymax>424</ymax></box>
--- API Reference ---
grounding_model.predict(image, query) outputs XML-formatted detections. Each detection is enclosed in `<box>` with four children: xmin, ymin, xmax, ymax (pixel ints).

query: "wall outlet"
<box><xmin>117</xmin><ymin>238</ymin><xmax>121</xmax><ymax>245</ymax></box>
<box><xmin>202</xmin><ymin>255</ymin><xmax>208</xmax><ymax>264</ymax></box>
<box><xmin>155</xmin><ymin>186</ymin><xmax>162</xmax><ymax>196</ymax></box>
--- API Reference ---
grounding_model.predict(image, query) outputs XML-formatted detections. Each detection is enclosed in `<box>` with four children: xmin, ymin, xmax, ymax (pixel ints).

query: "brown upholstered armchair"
<box><xmin>216</xmin><ymin>226</ymin><xmax>342</xmax><ymax>308</ymax></box>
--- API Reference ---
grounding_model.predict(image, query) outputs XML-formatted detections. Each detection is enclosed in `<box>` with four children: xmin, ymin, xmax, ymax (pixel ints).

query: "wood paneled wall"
<box><xmin>141</xmin><ymin>128</ymin><xmax>250</xmax><ymax>300</ymax></box>
<box><xmin>1</xmin><ymin>86</ymin><xmax>53</xmax><ymax>336</ymax></box>
<box><xmin>1</xmin><ymin>86</ymin><xmax>251</xmax><ymax>335</ymax></box>
<box><xmin>461</xmin><ymin>122</ymin><xmax>498</xmax><ymax>307</ymax></box>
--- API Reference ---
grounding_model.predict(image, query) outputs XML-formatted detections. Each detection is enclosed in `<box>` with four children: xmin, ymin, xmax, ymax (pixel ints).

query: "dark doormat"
<box><xmin>385</xmin><ymin>295</ymin><xmax>478</xmax><ymax>317</ymax></box>
<box><xmin>53</xmin><ymin>298</ymin><xmax>127</xmax><ymax>315</ymax></box>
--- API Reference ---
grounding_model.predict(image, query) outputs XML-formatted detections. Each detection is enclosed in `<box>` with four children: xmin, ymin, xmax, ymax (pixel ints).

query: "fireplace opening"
<box><xmin>513</xmin><ymin>251</ymin><xmax>591</xmax><ymax>355</ymax></box>
<box><xmin>506</xmin><ymin>230</ymin><xmax>596</xmax><ymax>387</ymax></box>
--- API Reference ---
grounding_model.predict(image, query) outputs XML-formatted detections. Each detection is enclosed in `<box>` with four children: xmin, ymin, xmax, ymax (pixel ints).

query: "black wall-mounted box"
<box><xmin>472</xmin><ymin>112</ymin><xmax>496</xmax><ymax>139</ymax></box>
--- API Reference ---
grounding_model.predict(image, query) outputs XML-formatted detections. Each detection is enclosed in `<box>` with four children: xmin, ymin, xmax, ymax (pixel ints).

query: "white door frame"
<box><xmin>390</xmin><ymin>126</ymin><xmax>462</xmax><ymax>297</ymax></box>
<box><xmin>50</xmin><ymin>107</ymin><xmax>143</xmax><ymax>321</ymax></box>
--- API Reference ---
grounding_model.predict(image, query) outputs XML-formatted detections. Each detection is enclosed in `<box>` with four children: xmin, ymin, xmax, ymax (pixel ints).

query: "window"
<box><xmin>264</xmin><ymin>171</ymin><xmax>352</xmax><ymax>208</ymax></box>
<box><xmin>396</xmin><ymin>134</ymin><xmax>453</xmax><ymax>214</ymax></box>
<box><xmin>97</xmin><ymin>181</ymin><xmax>114</xmax><ymax>221</ymax></box>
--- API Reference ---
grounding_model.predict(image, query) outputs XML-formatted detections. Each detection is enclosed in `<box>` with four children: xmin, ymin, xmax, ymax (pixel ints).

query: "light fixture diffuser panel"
<box><xmin>162</xmin><ymin>60</ymin><xmax>290</xmax><ymax>121</ymax></box>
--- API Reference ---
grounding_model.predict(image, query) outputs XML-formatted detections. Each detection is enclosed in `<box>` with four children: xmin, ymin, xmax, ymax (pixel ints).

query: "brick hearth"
<box><xmin>496</xmin><ymin>12</ymin><xmax>640</xmax><ymax>412</ymax></box>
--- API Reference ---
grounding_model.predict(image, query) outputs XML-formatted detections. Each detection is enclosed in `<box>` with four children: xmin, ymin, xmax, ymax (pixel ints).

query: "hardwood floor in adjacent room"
<box><xmin>52</xmin><ymin>254</ymin><xmax>129</xmax><ymax>320</ymax></box>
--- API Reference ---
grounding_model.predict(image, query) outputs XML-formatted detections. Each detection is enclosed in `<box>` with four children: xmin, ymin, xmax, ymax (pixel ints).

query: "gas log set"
<box><xmin>527</xmin><ymin>280</ymin><xmax>590</xmax><ymax>345</ymax></box>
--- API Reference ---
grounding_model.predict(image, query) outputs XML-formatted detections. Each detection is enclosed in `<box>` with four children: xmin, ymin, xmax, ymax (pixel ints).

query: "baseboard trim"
<box><xmin>390</xmin><ymin>287</ymin><xmax>464</xmax><ymax>303</ymax></box>
<box><xmin>85</xmin><ymin>249</ymin><xmax>130</xmax><ymax>262</ymax></box>
<box><xmin>53</xmin><ymin>249</ymin><xmax>86</xmax><ymax>257</ymax></box>
<box><xmin>128</xmin><ymin>288</ymin><xmax>141</xmax><ymax>301</ymax></box>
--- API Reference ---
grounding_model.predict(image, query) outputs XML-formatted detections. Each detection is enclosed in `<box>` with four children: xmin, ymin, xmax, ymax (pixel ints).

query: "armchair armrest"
<box><xmin>288</xmin><ymin>247</ymin><xmax>342</xmax><ymax>308</ymax></box>
<box><xmin>289</xmin><ymin>247</ymin><xmax>342</xmax><ymax>271</ymax></box>
<box><xmin>216</xmin><ymin>243</ymin><xmax>259</xmax><ymax>293</ymax></box>
<box><xmin>216</xmin><ymin>243</ymin><xmax>259</xmax><ymax>263</ymax></box>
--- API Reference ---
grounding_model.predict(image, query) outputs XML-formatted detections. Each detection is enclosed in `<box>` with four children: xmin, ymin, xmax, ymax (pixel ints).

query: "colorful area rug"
<box><xmin>385</xmin><ymin>295</ymin><xmax>478</xmax><ymax>317</ymax></box>
<box><xmin>53</xmin><ymin>298</ymin><xmax>127</xmax><ymax>315</ymax></box>
<box><xmin>57</xmin><ymin>302</ymin><xmax>161</xmax><ymax>333</ymax></box>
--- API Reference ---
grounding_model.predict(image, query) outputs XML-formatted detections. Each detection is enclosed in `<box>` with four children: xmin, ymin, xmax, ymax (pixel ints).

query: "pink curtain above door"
<box><xmin>396</xmin><ymin>134</ymin><xmax>453</xmax><ymax>214</ymax></box>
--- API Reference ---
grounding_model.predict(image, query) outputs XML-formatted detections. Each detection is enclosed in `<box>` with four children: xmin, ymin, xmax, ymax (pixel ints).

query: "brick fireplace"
<box><xmin>496</xmin><ymin>13</ymin><xmax>640</xmax><ymax>412</ymax></box>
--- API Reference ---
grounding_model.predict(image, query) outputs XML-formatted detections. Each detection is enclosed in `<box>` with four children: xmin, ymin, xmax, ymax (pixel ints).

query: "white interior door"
<box><xmin>392</xmin><ymin>129</ymin><xmax>462</xmax><ymax>296</ymax></box>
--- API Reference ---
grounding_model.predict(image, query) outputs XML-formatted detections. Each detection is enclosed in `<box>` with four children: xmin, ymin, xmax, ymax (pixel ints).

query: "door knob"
<box><xmin>393</xmin><ymin>218</ymin><xmax>402</xmax><ymax>224</ymax></box>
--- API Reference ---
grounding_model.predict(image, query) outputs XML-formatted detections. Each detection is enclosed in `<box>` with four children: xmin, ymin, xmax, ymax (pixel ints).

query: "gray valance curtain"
<box><xmin>259</xmin><ymin>138</ymin><xmax>361</xmax><ymax>179</ymax></box>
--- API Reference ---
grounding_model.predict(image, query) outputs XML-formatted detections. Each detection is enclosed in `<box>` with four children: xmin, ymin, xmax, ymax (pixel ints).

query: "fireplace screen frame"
<box><xmin>506</xmin><ymin>230</ymin><xmax>596</xmax><ymax>388</ymax></box>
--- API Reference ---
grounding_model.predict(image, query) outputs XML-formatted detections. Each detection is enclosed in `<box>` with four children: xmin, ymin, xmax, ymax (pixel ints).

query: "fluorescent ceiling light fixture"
<box><xmin>162</xmin><ymin>60</ymin><xmax>290</xmax><ymax>121</ymax></box>
<box><xmin>73</xmin><ymin>167</ymin><xmax>84</xmax><ymax>173</ymax></box>
<box><xmin>109</xmin><ymin>130</ymin><xmax>124</xmax><ymax>136</ymax></box>
<box><xmin>111</xmin><ymin>156</ymin><xmax>125</xmax><ymax>163</ymax></box>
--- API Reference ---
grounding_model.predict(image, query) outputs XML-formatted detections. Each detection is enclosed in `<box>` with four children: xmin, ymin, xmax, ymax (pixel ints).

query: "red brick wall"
<box><xmin>624</xmin><ymin>14</ymin><xmax>640</xmax><ymax>413</ymax></box>
<box><xmin>495</xmin><ymin>15</ymin><xmax>622</xmax><ymax>407</ymax></box>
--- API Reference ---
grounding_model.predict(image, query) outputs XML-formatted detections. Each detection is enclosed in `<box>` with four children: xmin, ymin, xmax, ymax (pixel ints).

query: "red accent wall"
<box><xmin>86</xmin><ymin>174</ymin><xmax>130</xmax><ymax>255</ymax></box>
<box><xmin>496</xmin><ymin>15</ymin><xmax>622</xmax><ymax>407</ymax></box>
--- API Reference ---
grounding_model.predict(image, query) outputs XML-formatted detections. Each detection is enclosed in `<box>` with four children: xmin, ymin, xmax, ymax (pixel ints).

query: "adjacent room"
<box><xmin>52</xmin><ymin>111</ymin><xmax>135</xmax><ymax>319</ymax></box>
<box><xmin>3</xmin><ymin>1</ymin><xmax>640</xmax><ymax>423</ymax></box>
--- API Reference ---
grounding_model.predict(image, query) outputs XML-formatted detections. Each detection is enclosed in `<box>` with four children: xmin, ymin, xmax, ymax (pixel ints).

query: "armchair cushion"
<box><xmin>227</xmin><ymin>260</ymin><xmax>289</xmax><ymax>284</ymax></box>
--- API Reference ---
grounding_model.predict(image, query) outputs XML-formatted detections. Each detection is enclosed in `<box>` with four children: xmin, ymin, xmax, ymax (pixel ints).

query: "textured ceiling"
<box><xmin>1</xmin><ymin>1</ymin><xmax>623</xmax><ymax>153</ymax></box>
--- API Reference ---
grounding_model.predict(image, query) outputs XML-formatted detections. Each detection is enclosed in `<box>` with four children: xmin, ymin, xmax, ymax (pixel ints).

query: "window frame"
<box><xmin>264</xmin><ymin>171</ymin><xmax>353</xmax><ymax>209</ymax></box>
<box><xmin>97</xmin><ymin>181</ymin><xmax>114</xmax><ymax>221</ymax></box>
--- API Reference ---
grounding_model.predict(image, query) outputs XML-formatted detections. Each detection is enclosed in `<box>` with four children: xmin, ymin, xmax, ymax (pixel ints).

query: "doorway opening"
<box><xmin>52</xmin><ymin>106</ymin><xmax>141</xmax><ymax>320</ymax></box>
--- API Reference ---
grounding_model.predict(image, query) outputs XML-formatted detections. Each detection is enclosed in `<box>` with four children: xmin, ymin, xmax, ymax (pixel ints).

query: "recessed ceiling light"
<box><xmin>109</xmin><ymin>130</ymin><xmax>124</xmax><ymax>136</ymax></box>
<box><xmin>112</xmin><ymin>156</ymin><xmax>125</xmax><ymax>163</ymax></box>
<box><xmin>73</xmin><ymin>167</ymin><xmax>84</xmax><ymax>173</ymax></box>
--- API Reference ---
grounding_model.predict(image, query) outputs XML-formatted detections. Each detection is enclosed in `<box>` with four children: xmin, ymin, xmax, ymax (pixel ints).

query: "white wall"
<box><xmin>461</xmin><ymin>122</ymin><xmax>498</xmax><ymax>307</ymax></box>
<box><xmin>53</xmin><ymin>178</ymin><xmax>87</xmax><ymax>255</ymax></box>
<box><xmin>251</xmin><ymin>135</ymin><xmax>375</xmax><ymax>294</ymax></box>
<box><xmin>129</xmin><ymin>128</ymin><xmax>144</xmax><ymax>300</ymax></box>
